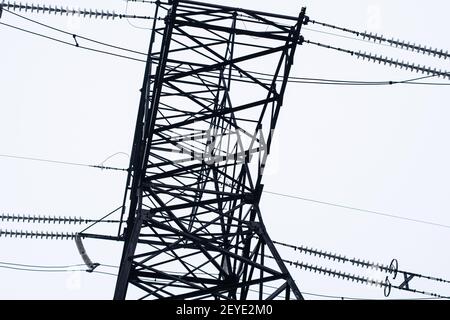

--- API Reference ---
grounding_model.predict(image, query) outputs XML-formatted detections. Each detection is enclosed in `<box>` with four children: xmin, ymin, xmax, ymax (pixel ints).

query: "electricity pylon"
<box><xmin>114</xmin><ymin>0</ymin><xmax>307</xmax><ymax>300</ymax></box>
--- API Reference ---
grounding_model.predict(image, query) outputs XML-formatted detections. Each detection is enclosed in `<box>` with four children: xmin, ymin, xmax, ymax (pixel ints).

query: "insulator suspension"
<box><xmin>308</xmin><ymin>19</ymin><xmax>450</xmax><ymax>60</ymax></box>
<box><xmin>355</xmin><ymin>51</ymin><xmax>449</xmax><ymax>79</ymax></box>
<box><xmin>360</xmin><ymin>31</ymin><xmax>450</xmax><ymax>60</ymax></box>
<box><xmin>275</xmin><ymin>240</ymin><xmax>450</xmax><ymax>286</ymax></box>
<box><xmin>274</xmin><ymin>240</ymin><xmax>394</xmax><ymax>273</ymax></box>
<box><xmin>0</xmin><ymin>213</ymin><xmax>119</xmax><ymax>224</ymax></box>
<box><xmin>0</xmin><ymin>1</ymin><xmax>155</xmax><ymax>20</ymax></box>
<box><xmin>286</xmin><ymin>259</ymin><xmax>450</xmax><ymax>299</ymax></box>
<box><xmin>287</xmin><ymin>260</ymin><xmax>384</xmax><ymax>287</ymax></box>
<box><xmin>0</xmin><ymin>229</ymin><xmax>78</xmax><ymax>240</ymax></box>
<box><xmin>305</xmin><ymin>40</ymin><xmax>450</xmax><ymax>79</ymax></box>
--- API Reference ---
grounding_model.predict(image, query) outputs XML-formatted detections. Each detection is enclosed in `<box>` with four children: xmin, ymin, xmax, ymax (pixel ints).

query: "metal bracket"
<box><xmin>72</xmin><ymin>34</ymin><xmax>79</xmax><ymax>47</ymax></box>
<box><xmin>399</xmin><ymin>272</ymin><xmax>415</xmax><ymax>290</ymax></box>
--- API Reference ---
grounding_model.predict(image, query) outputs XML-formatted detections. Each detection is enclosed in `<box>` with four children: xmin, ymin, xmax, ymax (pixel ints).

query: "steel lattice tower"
<box><xmin>114</xmin><ymin>0</ymin><xmax>307</xmax><ymax>300</ymax></box>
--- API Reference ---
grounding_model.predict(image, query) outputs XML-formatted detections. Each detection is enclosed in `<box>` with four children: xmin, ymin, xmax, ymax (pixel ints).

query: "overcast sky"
<box><xmin>1</xmin><ymin>0</ymin><xmax>449</xmax><ymax>299</ymax></box>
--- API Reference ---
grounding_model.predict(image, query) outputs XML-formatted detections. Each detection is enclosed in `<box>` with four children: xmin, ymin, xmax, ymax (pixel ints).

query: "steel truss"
<box><xmin>114</xmin><ymin>0</ymin><xmax>307</xmax><ymax>300</ymax></box>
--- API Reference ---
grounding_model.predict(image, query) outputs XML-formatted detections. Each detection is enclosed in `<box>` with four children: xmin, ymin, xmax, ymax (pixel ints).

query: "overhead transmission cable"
<box><xmin>0</xmin><ymin>261</ymin><xmax>113</xmax><ymax>275</ymax></box>
<box><xmin>0</xmin><ymin>261</ymin><xmax>85</xmax><ymax>269</ymax></box>
<box><xmin>124</xmin><ymin>0</ymin><xmax>154</xmax><ymax>30</ymax></box>
<box><xmin>240</xmin><ymin>12</ymin><xmax>450</xmax><ymax>61</ymax></box>
<box><xmin>303</xmin><ymin>39</ymin><xmax>450</xmax><ymax>79</ymax></box>
<box><xmin>1</xmin><ymin>207</ymin><xmax>448</xmax><ymax>288</ymax></box>
<box><xmin>2</xmin><ymin>227</ymin><xmax>447</xmax><ymax>299</ymax></box>
<box><xmin>302</xmin><ymin>26</ymin><xmax>392</xmax><ymax>48</ymax></box>
<box><xmin>0</xmin><ymin>265</ymin><xmax>87</xmax><ymax>273</ymax></box>
<box><xmin>0</xmin><ymin>19</ymin><xmax>446</xmax><ymax>87</ymax></box>
<box><xmin>0</xmin><ymin>20</ymin><xmax>147</xmax><ymax>63</ymax></box>
<box><xmin>0</xmin><ymin>213</ymin><xmax>119</xmax><ymax>225</ymax></box>
<box><xmin>1</xmin><ymin>8</ymin><xmax>149</xmax><ymax>57</ymax></box>
<box><xmin>1</xmin><ymin>9</ymin><xmax>449</xmax><ymax>86</ymax></box>
<box><xmin>0</xmin><ymin>258</ymin><xmax>441</xmax><ymax>300</ymax></box>
<box><xmin>308</xmin><ymin>18</ymin><xmax>450</xmax><ymax>60</ymax></box>
<box><xmin>1</xmin><ymin>208</ymin><xmax>448</xmax><ymax>299</ymax></box>
<box><xmin>0</xmin><ymin>153</ymin><xmax>128</xmax><ymax>172</ymax></box>
<box><xmin>4</xmin><ymin>0</ymin><xmax>449</xmax><ymax>68</ymax></box>
<box><xmin>5</xmin><ymin>3</ymin><xmax>448</xmax><ymax>83</ymax></box>
<box><xmin>264</xmin><ymin>190</ymin><xmax>450</xmax><ymax>230</ymax></box>
<box><xmin>0</xmin><ymin>260</ymin><xmax>385</xmax><ymax>299</ymax></box>
<box><xmin>2</xmin><ymin>152</ymin><xmax>450</xmax><ymax>230</ymax></box>
<box><xmin>274</xmin><ymin>240</ymin><xmax>450</xmax><ymax>285</ymax></box>
<box><xmin>236</xmin><ymin>12</ymin><xmax>450</xmax><ymax>82</ymax></box>
<box><xmin>0</xmin><ymin>1</ymin><xmax>156</xmax><ymax>20</ymax></box>
<box><xmin>282</xmin><ymin>258</ymin><xmax>449</xmax><ymax>299</ymax></box>
<box><xmin>2</xmin><ymin>204</ymin><xmax>447</xmax><ymax>288</ymax></box>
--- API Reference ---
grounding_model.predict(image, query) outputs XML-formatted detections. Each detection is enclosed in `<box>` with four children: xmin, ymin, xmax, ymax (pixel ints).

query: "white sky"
<box><xmin>0</xmin><ymin>0</ymin><xmax>449</xmax><ymax>299</ymax></box>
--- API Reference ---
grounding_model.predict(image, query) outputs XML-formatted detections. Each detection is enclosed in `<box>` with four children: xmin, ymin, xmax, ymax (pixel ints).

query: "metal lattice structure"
<box><xmin>114</xmin><ymin>0</ymin><xmax>307</xmax><ymax>300</ymax></box>
<box><xmin>2</xmin><ymin>0</ymin><xmax>450</xmax><ymax>301</ymax></box>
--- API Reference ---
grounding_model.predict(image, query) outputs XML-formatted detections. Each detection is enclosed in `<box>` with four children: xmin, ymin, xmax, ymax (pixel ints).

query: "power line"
<box><xmin>0</xmin><ymin>213</ymin><xmax>120</xmax><ymax>225</ymax></box>
<box><xmin>304</xmin><ymin>39</ymin><xmax>450</xmax><ymax>79</ymax></box>
<box><xmin>0</xmin><ymin>229</ymin><xmax>122</xmax><ymax>241</ymax></box>
<box><xmin>0</xmin><ymin>31</ymin><xmax>439</xmax><ymax>88</ymax></box>
<box><xmin>7</xmin><ymin>5</ymin><xmax>446</xmax><ymax>87</ymax></box>
<box><xmin>294</xmin><ymin>291</ymin><xmax>440</xmax><ymax>300</ymax></box>
<box><xmin>241</xmin><ymin>11</ymin><xmax>450</xmax><ymax>64</ymax></box>
<box><xmin>0</xmin><ymin>21</ymin><xmax>147</xmax><ymax>63</ymax></box>
<box><xmin>0</xmin><ymin>260</ymin><xmax>118</xmax><ymax>270</ymax></box>
<box><xmin>2</xmin><ymin>11</ymin><xmax>450</xmax><ymax>87</ymax></box>
<box><xmin>0</xmin><ymin>262</ymin><xmax>441</xmax><ymax>299</ymax></box>
<box><xmin>0</xmin><ymin>260</ymin><xmax>432</xmax><ymax>300</ymax></box>
<box><xmin>0</xmin><ymin>265</ymin><xmax>118</xmax><ymax>277</ymax></box>
<box><xmin>1</xmin><ymin>239</ymin><xmax>447</xmax><ymax>299</ymax></box>
<box><xmin>0</xmin><ymin>263</ymin><xmax>371</xmax><ymax>299</ymax></box>
<box><xmin>274</xmin><ymin>240</ymin><xmax>450</xmax><ymax>285</ymax></box>
<box><xmin>0</xmin><ymin>229</ymin><xmax>77</xmax><ymax>240</ymax></box>
<box><xmin>284</xmin><ymin>259</ymin><xmax>450</xmax><ymax>299</ymax></box>
<box><xmin>3</xmin><ymin>8</ymin><xmax>149</xmax><ymax>56</ymax></box>
<box><xmin>3</xmin><ymin>212</ymin><xmax>447</xmax><ymax>288</ymax></box>
<box><xmin>294</xmin><ymin>291</ymin><xmax>442</xmax><ymax>300</ymax></box>
<box><xmin>256</xmin><ymin>239</ymin><xmax>450</xmax><ymax>299</ymax></box>
<box><xmin>308</xmin><ymin>19</ymin><xmax>450</xmax><ymax>60</ymax></box>
<box><xmin>92</xmin><ymin>270</ymin><xmax>118</xmax><ymax>277</ymax></box>
<box><xmin>3</xmin><ymin>151</ymin><xmax>449</xmax><ymax>230</ymax></box>
<box><xmin>4</xmin><ymin>1</ymin><xmax>448</xmax><ymax>301</ymax></box>
<box><xmin>2</xmin><ymin>226</ymin><xmax>446</xmax><ymax>298</ymax></box>
<box><xmin>0</xmin><ymin>265</ymin><xmax>86</xmax><ymax>273</ymax></box>
<box><xmin>1</xmin><ymin>8</ymin><xmax>149</xmax><ymax>63</ymax></box>
<box><xmin>99</xmin><ymin>152</ymin><xmax>130</xmax><ymax>167</ymax></box>
<box><xmin>124</xmin><ymin>0</ymin><xmax>154</xmax><ymax>30</ymax></box>
<box><xmin>247</xmin><ymin>68</ymin><xmax>450</xmax><ymax>86</ymax></box>
<box><xmin>0</xmin><ymin>1</ymin><xmax>156</xmax><ymax>20</ymax></box>
<box><xmin>303</xmin><ymin>26</ymin><xmax>392</xmax><ymax>49</ymax></box>
<box><xmin>273</xmin><ymin>240</ymin><xmax>393</xmax><ymax>273</ymax></box>
<box><xmin>0</xmin><ymin>261</ymin><xmax>85</xmax><ymax>269</ymax></box>
<box><xmin>0</xmin><ymin>153</ymin><xmax>128</xmax><ymax>172</ymax></box>
<box><xmin>8</xmin><ymin>7</ymin><xmax>449</xmax><ymax>86</ymax></box>
<box><xmin>123</xmin><ymin>0</ymin><xmax>155</xmax><ymax>3</ymax></box>
<box><xmin>264</xmin><ymin>190</ymin><xmax>450</xmax><ymax>230</ymax></box>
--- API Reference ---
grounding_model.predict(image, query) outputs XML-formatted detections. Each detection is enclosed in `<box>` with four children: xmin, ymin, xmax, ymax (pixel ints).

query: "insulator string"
<box><xmin>0</xmin><ymin>1</ymin><xmax>156</xmax><ymax>20</ymax></box>
<box><xmin>0</xmin><ymin>213</ymin><xmax>120</xmax><ymax>224</ymax></box>
<box><xmin>308</xmin><ymin>19</ymin><xmax>450</xmax><ymax>60</ymax></box>
<box><xmin>305</xmin><ymin>39</ymin><xmax>450</xmax><ymax>79</ymax></box>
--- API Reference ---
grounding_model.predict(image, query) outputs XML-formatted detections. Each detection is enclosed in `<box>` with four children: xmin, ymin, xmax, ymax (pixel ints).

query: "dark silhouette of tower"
<box><xmin>114</xmin><ymin>0</ymin><xmax>307</xmax><ymax>300</ymax></box>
